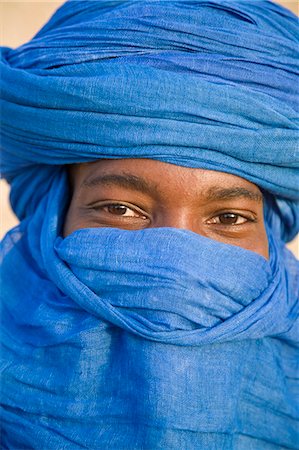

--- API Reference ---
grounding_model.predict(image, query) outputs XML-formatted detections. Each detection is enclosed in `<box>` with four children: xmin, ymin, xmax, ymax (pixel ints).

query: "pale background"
<box><xmin>1</xmin><ymin>1</ymin><xmax>298</xmax><ymax>257</ymax></box>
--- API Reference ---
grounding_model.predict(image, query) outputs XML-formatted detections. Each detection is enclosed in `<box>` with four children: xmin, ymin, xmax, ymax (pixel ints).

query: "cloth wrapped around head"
<box><xmin>1</xmin><ymin>1</ymin><xmax>299</xmax><ymax>448</ymax></box>
<box><xmin>1</xmin><ymin>0</ymin><xmax>299</xmax><ymax>240</ymax></box>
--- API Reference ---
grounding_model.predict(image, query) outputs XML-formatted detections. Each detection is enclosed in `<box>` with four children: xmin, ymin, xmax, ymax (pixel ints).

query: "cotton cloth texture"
<box><xmin>1</xmin><ymin>0</ymin><xmax>299</xmax><ymax>449</ymax></box>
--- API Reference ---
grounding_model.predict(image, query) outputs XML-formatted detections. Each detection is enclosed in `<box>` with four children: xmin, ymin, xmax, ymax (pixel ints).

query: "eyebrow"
<box><xmin>81</xmin><ymin>173</ymin><xmax>159</xmax><ymax>196</ymax></box>
<box><xmin>81</xmin><ymin>172</ymin><xmax>263</xmax><ymax>202</ymax></box>
<box><xmin>206</xmin><ymin>186</ymin><xmax>263</xmax><ymax>202</ymax></box>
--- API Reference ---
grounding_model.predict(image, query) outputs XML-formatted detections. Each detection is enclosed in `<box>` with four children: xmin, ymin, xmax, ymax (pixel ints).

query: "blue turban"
<box><xmin>1</xmin><ymin>1</ymin><xmax>298</xmax><ymax>448</ymax></box>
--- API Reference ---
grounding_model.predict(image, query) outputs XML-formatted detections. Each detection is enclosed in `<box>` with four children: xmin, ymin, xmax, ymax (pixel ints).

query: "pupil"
<box><xmin>108</xmin><ymin>205</ymin><xmax>127</xmax><ymax>215</ymax></box>
<box><xmin>220</xmin><ymin>213</ymin><xmax>237</xmax><ymax>224</ymax></box>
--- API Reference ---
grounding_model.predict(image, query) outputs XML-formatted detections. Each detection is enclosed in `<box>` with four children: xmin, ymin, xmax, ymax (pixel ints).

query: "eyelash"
<box><xmin>92</xmin><ymin>202</ymin><xmax>256</xmax><ymax>227</ymax></box>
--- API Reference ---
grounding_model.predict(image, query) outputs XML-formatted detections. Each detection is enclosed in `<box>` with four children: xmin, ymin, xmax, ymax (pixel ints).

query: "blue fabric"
<box><xmin>1</xmin><ymin>0</ymin><xmax>299</xmax><ymax>239</ymax></box>
<box><xmin>1</xmin><ymin>171</ymin><xmax>299</xmax><ymax>449</ymax></box>
<box><xmin>1</xmin><ymin>1</ymin><xmax>299</xmax><ymax>448</ymax></box>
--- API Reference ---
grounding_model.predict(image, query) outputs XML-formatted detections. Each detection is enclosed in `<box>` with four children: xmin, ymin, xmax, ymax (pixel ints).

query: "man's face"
<box><xmin>64</xmin><ymin>159</ymin><xmax>269</xmax><ymax>258</ymax></box>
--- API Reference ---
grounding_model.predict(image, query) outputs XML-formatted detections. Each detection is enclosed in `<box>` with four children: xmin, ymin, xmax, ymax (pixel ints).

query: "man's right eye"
<box><xmin>105</xmin><ymin>204</ymin><xmax>139</xmax><ymax>217</ymax></box>
<box><xmin>94</xmin><ymin>202</ymin><xmax>148</xmax><ymax>220</ymax></box>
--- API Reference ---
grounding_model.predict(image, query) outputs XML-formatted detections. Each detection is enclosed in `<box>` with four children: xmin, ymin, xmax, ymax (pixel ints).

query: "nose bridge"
<box><xmin>152</xmin><ymin>207</ymin><xmax>198</xmax><ymax>233</ymax></box>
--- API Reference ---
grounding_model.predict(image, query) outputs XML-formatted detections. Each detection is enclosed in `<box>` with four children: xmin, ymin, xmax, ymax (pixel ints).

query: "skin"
<box><xmin>64</xmin><ymin>159</ymin><xmax>269</xmax><ymax>258</ymax></box>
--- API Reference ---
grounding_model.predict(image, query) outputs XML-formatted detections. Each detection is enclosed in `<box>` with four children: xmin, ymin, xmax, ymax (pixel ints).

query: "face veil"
<box><xmin>1</xmin><ymin>1</ymin><xmax>299</xmax><ymax>448</ymax></box>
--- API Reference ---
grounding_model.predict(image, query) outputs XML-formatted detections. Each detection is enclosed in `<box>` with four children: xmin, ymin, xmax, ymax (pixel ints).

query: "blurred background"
<box><xmin>1</xmin><ymin>1</ymin><xmax>298</xmax><ymax>256</ymax></box>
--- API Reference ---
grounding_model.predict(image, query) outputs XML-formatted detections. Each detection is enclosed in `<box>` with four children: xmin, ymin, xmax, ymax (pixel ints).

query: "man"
<box><xmin>1</xmin><ymin>1</ymin><xmax>298</xmax><ymax>448</ymax></box>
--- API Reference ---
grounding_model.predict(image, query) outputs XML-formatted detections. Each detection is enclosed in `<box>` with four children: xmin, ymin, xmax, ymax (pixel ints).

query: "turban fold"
<box><xmin>1</xmin><ymin>1</ymin><xmax>299</xmax><ymax>448</ymax></box>
<box><xmin>1</xmin><ymin>0</ymin><xmax>299</xmax><ymax>239</ymax></box>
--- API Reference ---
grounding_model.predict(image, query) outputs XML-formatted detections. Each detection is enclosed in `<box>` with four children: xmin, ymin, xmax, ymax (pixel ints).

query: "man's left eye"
<box><xmin>207</xmin><ymin>213</ymin><xmax>249</xmax><ymax>226</ymax></box>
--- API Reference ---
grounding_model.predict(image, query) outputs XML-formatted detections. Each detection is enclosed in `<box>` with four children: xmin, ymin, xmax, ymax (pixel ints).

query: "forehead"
<box><xmin>69</xmin><ymin>158</ymin><xmax>263</xmax><ymax>202</ymax></box>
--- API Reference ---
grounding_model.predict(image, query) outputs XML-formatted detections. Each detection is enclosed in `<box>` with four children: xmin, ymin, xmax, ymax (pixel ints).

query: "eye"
<box><xmin>106</xmin><ymin>204</ymin><xmax>136</xmax><ymax>217</ymax></box>
<box><xmin>98</xmin><ymin>203</ymin><xmax>148</xmax><ymax>220</ymax></box>
<box><xmin>207</xmin><ymin>213</ymin><xmax>251</xmax><ymax>226</ymax></box>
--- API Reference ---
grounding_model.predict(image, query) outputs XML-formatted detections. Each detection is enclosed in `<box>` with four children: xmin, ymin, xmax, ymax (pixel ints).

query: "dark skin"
<box><xmin>64</xmin><ymin>159</ymin><xmax>269</xmax><ymax>258</ymax></box>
